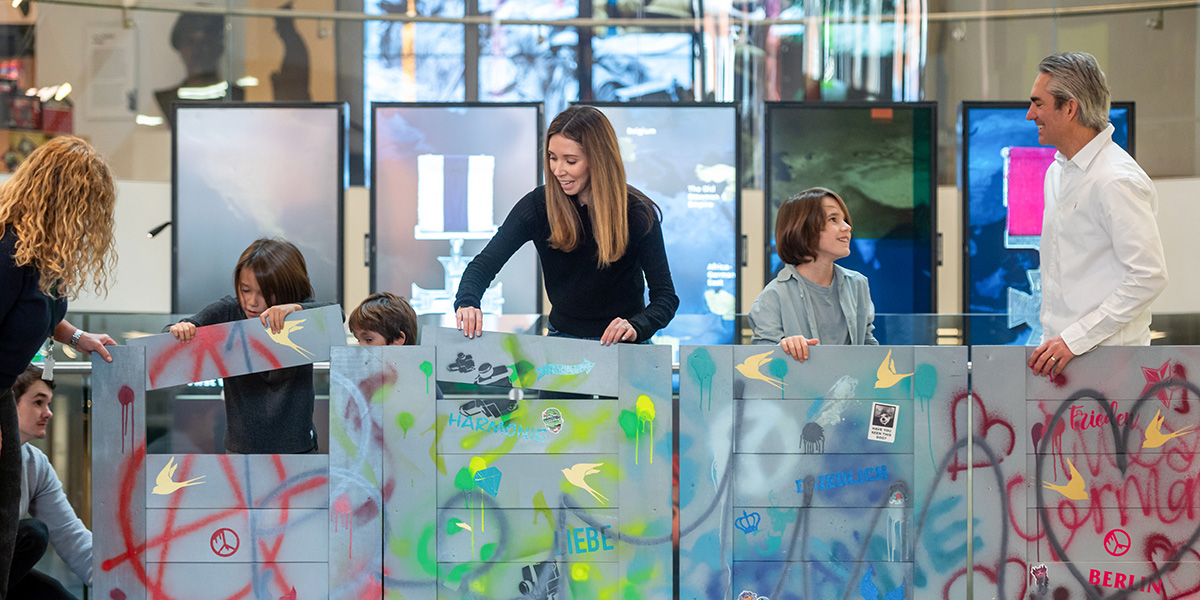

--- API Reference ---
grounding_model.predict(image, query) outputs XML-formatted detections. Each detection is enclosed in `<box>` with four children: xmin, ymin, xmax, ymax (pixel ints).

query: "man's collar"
<box><xmin>1055</xmin><ymin>123</ymin><xmax>1114</xmax><ymax>170</ymax></box>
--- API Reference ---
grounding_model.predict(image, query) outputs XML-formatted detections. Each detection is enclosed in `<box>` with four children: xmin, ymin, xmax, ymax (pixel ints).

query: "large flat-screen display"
<box><xmin>960</xmin><ymin>101</ymin><xmax>1133</xmax><ymax>345</ymax></box>
<box><xmin>765</xmin><ymin>103</ymin><xmax>937</xmax><ymax>325</ymax></box>
<box><xmin>173</xmin><ymin>103</ymin><xmax>346</xmax><ymax>314</ymax></box>
<box><xmin>587</xmin><ymin>103</ymin><xmax>739</xmax><ymax>345</ymax></box>
<box><xmin>372</xmin><ymin>103</ymin><xmax>542</xmax><ymax>316</ymax></box>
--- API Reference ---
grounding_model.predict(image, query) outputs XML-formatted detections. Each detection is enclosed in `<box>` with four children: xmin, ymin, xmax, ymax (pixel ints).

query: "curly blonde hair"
<box><xmin>0</xmin><ymin>136</ymin><xmax>117</xmax><ymax>298</ymax></box>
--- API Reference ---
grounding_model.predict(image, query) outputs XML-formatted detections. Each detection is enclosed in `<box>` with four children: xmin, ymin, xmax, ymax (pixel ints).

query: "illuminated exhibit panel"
<box><xmin>960</xmin><ymin>102</ymin><xmax>1133</xmax><ymax>345</ymax></box>
<box><xmin>172</xmin><ymin>103</ymin><xmax>346</xmax><ymax>314</ymax></box>
<box><xmin>372</xmin><ymin>103</ymin><xmax>542</xmax><ymax>317</ymax></box>
<box><xmin>679</xmin><ymin>344</ymin><xmax>969</xmax><ymax>599</ymax></box>
<box><xmin>591</xmin><ymin>103</ymin><xmax>739</xmax><ymax>346</ymax></box>
<box><xmin>765</xmin><ymin>102</ymin><xmax>937</xmax><ymax>325</ymax></box>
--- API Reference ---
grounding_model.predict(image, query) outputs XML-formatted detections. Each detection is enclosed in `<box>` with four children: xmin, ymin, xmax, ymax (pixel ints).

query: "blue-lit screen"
<box><xmin>592</xmin><ymin>104</ymin><xmax>739</xmax><ymax>346</ymax></box>
<box><xmin>595</xmin><ymin>105</ymin><xmax>734</xmax><ymax>345</ymax></box>
<box><xmin>766</xmin><ymin>103</ymin><xmax>936</xmax><ymax>340</ymax></box>
<box><xmin>962</xmin><ymin>102</ymin><xmax>1132</xmax><ymax>345</ymax></box>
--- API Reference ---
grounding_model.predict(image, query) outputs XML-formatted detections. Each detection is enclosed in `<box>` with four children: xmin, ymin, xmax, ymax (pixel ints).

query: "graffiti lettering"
<box><xmin>795</xmin><ymin>465</ymin><xmax>888</xmax><ymax>494</ymax></box>
<box><xmin>1088</xmin><ymin>569</ymin><xmax>1165</xmax><ymax>594</ymax></box>
<box><xmin>445</xmin><ymin>412</ymin><xmax>549</xmax><ymax>443</ymax></box>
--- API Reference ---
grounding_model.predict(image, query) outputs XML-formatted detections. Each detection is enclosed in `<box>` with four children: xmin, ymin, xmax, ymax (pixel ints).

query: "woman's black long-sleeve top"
<box><xmin>454</xmin><ymin>186</ymin><xmax>678</xmax><ymax>341</ymax></box>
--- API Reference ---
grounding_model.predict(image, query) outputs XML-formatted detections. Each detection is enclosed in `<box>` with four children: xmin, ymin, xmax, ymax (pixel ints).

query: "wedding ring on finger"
<box><xmin>1049</xmin><ymin>356</ymin><xmax>1058</xmax><ymax>362</ymax></box>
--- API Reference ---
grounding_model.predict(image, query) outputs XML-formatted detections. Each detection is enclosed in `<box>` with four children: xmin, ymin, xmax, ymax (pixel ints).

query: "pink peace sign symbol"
<box><xmin>1104</xmin><ymin>528</ymin><xmax>1131</xmax><ymax>557</ymax></box>
<box><xmin>210</xmin><ymin>528</ymin><xmax>240</xmax><ymax>557</ymax></box>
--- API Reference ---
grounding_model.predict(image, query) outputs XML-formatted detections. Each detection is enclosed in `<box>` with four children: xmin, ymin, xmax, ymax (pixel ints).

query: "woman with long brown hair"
<box><xmin>454</xmin><ymin>105</ymin><xmax>678</xmax><ymax>344</ymax></box>
<box><xmin>0</xmin><ymin>136</ymin><xmax>118</xmax><ymax>598</ymax></box>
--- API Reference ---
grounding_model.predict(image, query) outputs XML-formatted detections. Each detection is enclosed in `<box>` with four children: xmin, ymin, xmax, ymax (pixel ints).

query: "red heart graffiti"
<box><xmin>949</xmin><ymin>390</ymin><xmax>1016</xmax><ymax>480</ymax></box>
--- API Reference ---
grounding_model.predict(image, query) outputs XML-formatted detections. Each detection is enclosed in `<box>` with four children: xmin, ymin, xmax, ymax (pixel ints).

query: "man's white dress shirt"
<box><xmin>1040</xmin><ymin>123</ymin><xmax>1168</xmax><ymax>354</ymax></box>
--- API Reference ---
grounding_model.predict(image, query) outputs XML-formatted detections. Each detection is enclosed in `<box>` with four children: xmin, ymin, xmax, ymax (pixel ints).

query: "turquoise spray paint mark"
<box><xmin>914</xmin><ymin>363</ymin><xmax>938</xmax><ymax>468</ymax></box>
<box><xmin>768</xmin><ymin>357</ymin><xmax>789</xmax><ymax>399</ymax></box>
<box><xmin>688</xmin><ymin>347</ymin><xmax>717</xmax><ymax>410</ymax></box>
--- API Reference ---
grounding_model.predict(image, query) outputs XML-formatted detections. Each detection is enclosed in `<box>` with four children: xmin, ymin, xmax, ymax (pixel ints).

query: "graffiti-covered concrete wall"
<box><xmin>679</xmin><ymin>345</ymin><xmax>971</xmax><ymax>600</ymax></box>
<box><xmin>91</xmin><ymin>318</ymin><xmax>1198</xmax><ymax>599</ymax></box>
<box><xmin>973</xmin><ymin>346</ymin><xmax>1200</xmax><ymax>600</ymax></box>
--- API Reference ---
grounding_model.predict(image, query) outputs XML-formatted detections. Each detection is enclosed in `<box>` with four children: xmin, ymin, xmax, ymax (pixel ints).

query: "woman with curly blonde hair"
<box><xmin>0</xmin><ymin>135</ymin><xmax>118</xmax><ymax>598</ymax></box>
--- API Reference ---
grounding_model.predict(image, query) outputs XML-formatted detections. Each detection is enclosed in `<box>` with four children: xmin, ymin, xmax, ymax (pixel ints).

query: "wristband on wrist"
<box><xmin>69</xmin><ymin>329</ymin><xmax>85</xmax><ymax>349</ymax></box>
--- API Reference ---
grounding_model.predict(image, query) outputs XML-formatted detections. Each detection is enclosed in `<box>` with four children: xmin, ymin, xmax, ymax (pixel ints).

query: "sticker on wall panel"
<box><xmin>868</xmin><ymin>402</ymin><xmax>899</xmax><ymax>443</ymax></box>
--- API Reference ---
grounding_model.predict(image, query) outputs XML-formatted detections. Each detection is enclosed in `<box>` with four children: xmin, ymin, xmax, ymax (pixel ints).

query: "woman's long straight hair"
<box><xmin>544</xmin><ymin>106</ymin><xmax>630</xmax><ymax>268</ymax></box>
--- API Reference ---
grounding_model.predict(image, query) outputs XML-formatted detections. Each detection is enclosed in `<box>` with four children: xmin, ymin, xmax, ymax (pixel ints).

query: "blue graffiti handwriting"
<box><xmin>796</xmin><ymin>466</ymin><xmax>888</xmax><ymax>494</ymax></box>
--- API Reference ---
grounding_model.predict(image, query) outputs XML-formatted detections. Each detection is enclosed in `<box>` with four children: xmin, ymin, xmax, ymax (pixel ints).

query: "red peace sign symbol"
<box><xmin>210</xmin><ymin>528</ymin><xmax>240</xmax><ymax>557</ymax></box>
<box><xmin>1104</xmin><ymin>528</ymin><xmax>1131</xmax><ymax>557</ymax></box>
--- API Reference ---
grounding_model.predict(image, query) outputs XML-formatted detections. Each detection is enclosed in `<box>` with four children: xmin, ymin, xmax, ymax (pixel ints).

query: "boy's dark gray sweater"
<box><xmin>170</xmin><ymin>295</ymin><xmax>330</xmax><ymax>454</ymax></box>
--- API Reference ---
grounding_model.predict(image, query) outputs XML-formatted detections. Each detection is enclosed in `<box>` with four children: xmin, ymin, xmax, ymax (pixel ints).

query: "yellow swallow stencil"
<box><xmin>562</xmin><ymin>463</ymin><xmax>609</xmax><ymax>505</ymax></box>
<box><xmin>735</xmin><ymin>350</ymin><xmax>785</xmax><ymax>390</ymax></box>
<box><xmin>1143</xmin><ymin>410</ymin><xmax>1196</xmax><ymax>449</ymax></box>
<box><xmin>1041</xmin><ymin>457</ymin><xmax>1088</xmax><ymax>501</ymax></box>
<box><xmin>266</xmin><ymin>318</ymin><xmax>315</xmax><ymax>360</ymax></box>
<box><xmin>152</xmin><ymin>456</ymin><xmax>206</xmax><ymax>496</ymax></box>
<box><xmin>874</xmin><ymin>349</ymin><xmax>913</xmax><ymax>389</ymax></box>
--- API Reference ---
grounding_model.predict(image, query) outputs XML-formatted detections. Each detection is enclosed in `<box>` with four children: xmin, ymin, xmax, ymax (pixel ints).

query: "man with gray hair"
<box><xmin>1026</xmin><ymin>52</ymin><xmax>1167</xmax><ymax>377</ymax></box>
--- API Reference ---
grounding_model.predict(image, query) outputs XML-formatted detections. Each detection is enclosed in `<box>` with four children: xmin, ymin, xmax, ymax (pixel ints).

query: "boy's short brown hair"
<box><xmin>774</xmin><ymin>187</ymin><xmax>852</xmax><ymax>266</ymax></box>
<box><xmin>349</xmin><ymin>292</ymin><xmax>418</xmax><ymax>345</ymax></box>
<box><xmin>13</xmin><ymin>365</ymin><xmax>54</xmax><ymax>401</ymax></box>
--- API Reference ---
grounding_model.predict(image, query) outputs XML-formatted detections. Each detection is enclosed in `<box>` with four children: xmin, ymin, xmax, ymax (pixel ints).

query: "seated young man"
<box><xmin>9</xmin><ymin>366</ymin><xmax>91</xmax><ymax>600</ymax></box>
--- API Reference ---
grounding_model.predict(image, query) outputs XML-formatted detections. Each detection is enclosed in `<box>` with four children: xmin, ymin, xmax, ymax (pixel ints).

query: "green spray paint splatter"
<box><xmin>446</xmin><ymin>563</ymin><xmax>472</xmax><ymax>586</ymax></box>
<box><xmin>446</xmin><ymin>518</ymin><xmax>467</xmax><ymax>535</ymax></box>
<box><xmin>914</xmin><ymin>363</ymin><xmax>939</xmax><ymax>468</ymax></box>
<box><xmin>454</xmin><ymin>466</ymin><xmax>476</xmax><ymax>491</ymax></box>
<box><xmin>395</xmin><ymin>412</ymin><xmax>414</xmax><ymax>438</ymax></box>
<box><xmin>513</xmin><ymin>360</ymin><xmax>537</xmax><ymax>388</ymax></box>
<box><xmin>618</xmin><ymin>410</ymin><xmax>639</xmax><ymax>439</ymax></box>
<box><xmin>635</xmin><ymin>394</ymin><xmax>656</xmax><ymax>465</ymax></box>
<box><xmin>388</xmin><ymin>534</ymin><xmax>410</xmax><ymax>558</ymax></box>
<box><xmin>499</xmin><ymin>335</ymin><xmax>539</xmax><ymax>388</ymax></box>
<box><xmin>422</xmin><ymin>415</ymin><xmax>449</xmax><ymax>475</ymax></box>
<box><xmin>532</xmin><ymin>490</ymin><xmax>553</xmax><ymax>525</ymax></box>
<box><xmin>419</xmin><ymin>360</ymin><xmax>433</xmax><ymax>393</ymax></box>
<box><xmin>480</xmin><ymin>542</ymin><xmax>497</xmax><ymax>561</ymax></box>
<box><xmin>688</xmin><ymin>347</ymin><xmax>717</xmax><ymax>410</ymax></box>
<box><xmin>416</xmin><ymin>524</ymin><xmax>437</xmax><ymax>575</ymax></box>
<box><xmin>545</xmin><ymin>406</ymin><xmax>612</xmax><ymax>454</ymax></box>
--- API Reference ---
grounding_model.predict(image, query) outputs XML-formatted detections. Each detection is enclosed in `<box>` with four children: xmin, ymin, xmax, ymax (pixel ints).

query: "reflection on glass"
<box><xmin>592</xmin><ymin>33</ymin><xmax>693</xmax><ymax>102</ymax></box>
<box><xmin>478</xmin><ymin>0</ymin><xmax>579</xmax><ymax>118</ymax></box>
<box><xmin>365</xmin><ymin>0</ymin><xmax>466</xmax><ymax>102</ymax></box>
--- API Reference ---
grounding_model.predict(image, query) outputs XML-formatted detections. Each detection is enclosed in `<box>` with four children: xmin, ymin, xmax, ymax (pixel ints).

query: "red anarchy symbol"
<box><xmin>210</xmin><ymin>528</ymin><xmax>240</xmax><ymax>557</ymax></box>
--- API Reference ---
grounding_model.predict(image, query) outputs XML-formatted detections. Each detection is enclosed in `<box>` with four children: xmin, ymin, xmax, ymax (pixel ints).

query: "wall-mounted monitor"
<box><xmin>371</xmin><ymin>103</ymin><xmax>543</xmax><ymax>316</ymax></box>
<box><xmin>173</xmin><ymin>103</ymin><xmax>347</xmax><ymax>314</ymax></box>
<box><xmin>585</xmin><ymin>102</ymin><xmax>740</xmax><ymax>345</ymax></box>
<box><xmin>765</xmin><ymin>102</ymin><xmax>938</xmax><ymax>327</ymax></box>
<box><xmin>960</xmin><ymin>101</ymin><xmax>1133</xmax><ymax>345</ymax></box>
